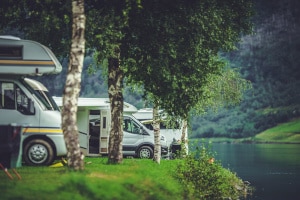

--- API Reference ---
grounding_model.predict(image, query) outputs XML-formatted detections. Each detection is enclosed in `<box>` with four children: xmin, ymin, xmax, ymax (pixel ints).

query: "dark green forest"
<box><xmin>190</xmin><ymin>0</ymin><xmax>300</xmax><ymax>138</ymax></box>
<box><xmin>36</xmin><ymin>0</ymin><xmax>300</xmax><ymax>139</ymax></box>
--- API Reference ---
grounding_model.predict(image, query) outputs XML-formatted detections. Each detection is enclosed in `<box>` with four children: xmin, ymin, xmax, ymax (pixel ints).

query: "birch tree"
<box><xmin>152</xmin><ymin>100</ymin><xmax>161</xmax><ymax>163</ymax></box>
<box><xmin>61</xmin><ymin>0</ymin><xmax>85</xmax><ymax>170</ymax></box>
<box><xmin>85</xmin><ymin>1</ymin><xmax>132</xmax><ymax>164</ymax></box>
<box><xmin>124</xmin><ymin>0</ymin><xmax>253</xmax><ymax>162</ymax></box>
<box><xmin>107</xmin><ymin>46</ymin><xmax>124</xmax><ymax>164</ymax></box>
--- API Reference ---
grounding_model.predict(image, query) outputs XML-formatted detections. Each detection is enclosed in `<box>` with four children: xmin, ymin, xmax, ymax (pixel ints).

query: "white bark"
<box><xmin>152</xmin><ymin>102</ymin><xmax>161</xmax><ymax>164</ymax></box>
<box><xmin>61</xmin><ymin>0</ymin><xmax>85</xmax><ymax>170</ymax></box>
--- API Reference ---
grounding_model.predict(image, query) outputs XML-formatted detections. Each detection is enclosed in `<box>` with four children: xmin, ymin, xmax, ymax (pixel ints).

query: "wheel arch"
<box><xmin>22</xmin><ymin>135</ymin><xmax>57</xmax><ymax>158</ymax></box>
<box><xmin>136</xmin><ymin>143</ymin><xmax>155</xmax><ymax>159</ymax></box>
<box><xmin>136</xmin><ymin>142</ymin><xmax>154</xmax><ymax>153</ymax></box>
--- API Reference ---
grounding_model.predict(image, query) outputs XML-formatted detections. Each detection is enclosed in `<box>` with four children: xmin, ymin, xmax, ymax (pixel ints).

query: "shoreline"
<box><xmin>190</xmin><ymin>138</ymin><xmax>300</xmax><ymax>145</ymax></box>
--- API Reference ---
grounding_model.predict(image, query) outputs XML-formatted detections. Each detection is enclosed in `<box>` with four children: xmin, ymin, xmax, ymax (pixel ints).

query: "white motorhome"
<box><xmin>133</xmin><ymin>108</ymin><xmax>188</xmax><ymax>150</ymax></box>
<box><xmin>53</xmin><ymin>97</ymin><xmax>169</xmax><ymax>158</ymax></box>
<box><xmin>0</xmin><ymin>36</ymin><xmax>67</xmax><ymax>166</ymax></box>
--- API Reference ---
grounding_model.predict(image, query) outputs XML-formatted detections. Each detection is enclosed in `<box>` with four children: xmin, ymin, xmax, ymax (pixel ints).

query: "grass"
<box><xmin>0</xmin><ymin>154</ymin><xmax>252</xmax><ymax>200</ymax></box>
<box><xmin>192</xmin><ymin>118</ymin><xmax>300</xmax><ymax>144</ymax></box>
<box><xmin>1</xmin><ymin>157</ymin><xmax>183</xmax><ymax>200</ymax></box>
<box><xmin>253</xmin><ymin>118</ymin><xmax>300</xmax><ymax>143</ymax></box>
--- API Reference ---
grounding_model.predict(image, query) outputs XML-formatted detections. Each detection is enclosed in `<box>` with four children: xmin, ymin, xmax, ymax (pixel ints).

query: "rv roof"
<box><xmin>132</xmin><ymin>108</ymin><xmax>165</xmax><ymax>120</ymax></box>
<box><xmin>52</xmin><ymin>97</ymin><xmax>138</xmax><ymax>113</ymax></box>
<box><xmin>0</xmin><ymin>35</ymin><xmax>21</xmax><ymax>40</ymax></box>
<box><xmin>0</xmin><ymin>36</ymin><xmax>62</xmax><ymax>75</ymax></box>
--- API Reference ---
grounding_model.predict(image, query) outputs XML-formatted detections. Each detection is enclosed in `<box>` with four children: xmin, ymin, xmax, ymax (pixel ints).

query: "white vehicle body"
<box><xmin>53</xmin><ymin>97</ymin><xmax>169</xmax><ymax>158</ymax></box>
<box><xmin>133</xmin><ymin>108</ymin><xmax>188</xmax><ymax>151</ymax></box>
<box><xmin>0</xmin><ymin>36</ymin><xmax>67</xmax><ymax>166</ymax></box>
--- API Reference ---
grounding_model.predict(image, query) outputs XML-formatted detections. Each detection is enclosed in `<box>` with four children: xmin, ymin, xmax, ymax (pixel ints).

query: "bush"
<box><xmin>173</xmin><ymin>145</ymin><xmax>253</xmax><ymax>199</ymax></box>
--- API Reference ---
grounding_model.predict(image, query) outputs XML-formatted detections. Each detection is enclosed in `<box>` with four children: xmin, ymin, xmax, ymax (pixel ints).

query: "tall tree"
<box><xmin>61</xmin><ymin>0</ymin><xmax>86</xmax><ymax>170</ymax></box>
<box><xmin>85</xmin><ymin>0</ymin><xmax>131</xmax><ymax>164</ymax></box>
<box><xmin>123</xmin><ymin>0</ymin><xmax>253</xmax><ymax>159</ymax></box>
<box><xmin>152</xmin><ymin>99</ymin><xmax>161</xmax><ymax>163</ymax></box>
<box><xmin>107</xmin><ymin>46</ymin><xmax>124</xmax><ymax>164</ymax></box>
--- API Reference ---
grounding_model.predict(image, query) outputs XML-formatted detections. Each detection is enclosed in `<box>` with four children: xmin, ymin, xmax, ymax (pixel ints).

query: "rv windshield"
<box><xmin>22</xmin><ymin>78</ymin><xmax>59</xmax><ymax>111</ymax></box>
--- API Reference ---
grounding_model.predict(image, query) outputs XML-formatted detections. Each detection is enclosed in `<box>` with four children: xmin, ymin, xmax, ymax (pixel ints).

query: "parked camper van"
<box><xmin>133</xmin><ymin>108</ymin><xmax>188</xmax><ymax>149</ymax></box>
<box><xmin>53</xmin><ymin>97</ymin><xmax>169</xmax><ymax>158</ymax></box>
<box><xmin>122</xmin><ymin>115</ymin><xmax>168</xmax><ymax>158</ymax></box>
<box><xmin>0</xmin><ymin>36</ymin><xmax>67</xmax><ymax>166</ymax></box>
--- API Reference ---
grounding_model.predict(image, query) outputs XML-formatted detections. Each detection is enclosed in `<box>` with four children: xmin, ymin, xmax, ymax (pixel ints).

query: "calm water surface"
<box><xmin>208</xmin><ymin>143</ymin><xmax>300</xmax><ymax>200</ymax></box>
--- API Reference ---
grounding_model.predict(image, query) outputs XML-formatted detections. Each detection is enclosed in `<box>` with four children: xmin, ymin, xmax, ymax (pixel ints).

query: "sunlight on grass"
<box><xmin>254</xmin><ymin>118</ymin><xmax>300</xmax><ymax>143</ymax></box>
<box><xmin>0</xmin><ymin>158</ymin><xmax>183</xmax><ymax>200</ymax></box>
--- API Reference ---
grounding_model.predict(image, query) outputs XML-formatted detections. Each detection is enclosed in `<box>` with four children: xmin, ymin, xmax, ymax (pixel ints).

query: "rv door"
<box><xmin>77</xmin><ymin>110</ymin><xmax>88</xmax><ymax>153</ymax></box>
<box><xmin>99</xmin><ymin>110</ymin><xmax>110</xmax><ymax>154</ymax></box>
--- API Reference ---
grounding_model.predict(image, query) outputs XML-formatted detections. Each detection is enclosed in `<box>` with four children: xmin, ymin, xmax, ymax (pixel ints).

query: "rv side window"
<box><xmin>0</xmin><ymin>81</ymin><xmax>34</xmax><ymax>115</ymax></box>
<box><xmin>0</xmin><ymin>45</ymin><xmax>23</xmax><ymax>60</ymax></box>
<box><xmin>16</xmin><ymin>86</ymin><xmax>33</xmax><ymax>115</ymax></box>
<box><xmin>123</xmin><ymin>119</ymin><xmax>140</xmax><ymax>134</ymax></box>
<box><xmin>0</xmin><ymin>82</ymin><xmax>15</xmax><ymax>109</ymax></box>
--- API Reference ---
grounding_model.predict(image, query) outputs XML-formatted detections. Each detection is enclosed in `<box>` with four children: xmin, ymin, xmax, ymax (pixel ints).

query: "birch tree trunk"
<box><xmin>107</xmin><ymin>46</ymin><xmax>124</xmax><ymax>164</ymax></box>
<box><xmin>61</xmin><ymin>0</ymin><xmax>85</xmax><ymax>171</ymax></box>
<box><xmin>180</xmin><ymin>118</ymin><xmax>188</xmax><ymax>156</ymax></box>
<box><xmin>152</xmin><ymin>101</ymin><xmax>161</xmax><ymax>164</ymax></box>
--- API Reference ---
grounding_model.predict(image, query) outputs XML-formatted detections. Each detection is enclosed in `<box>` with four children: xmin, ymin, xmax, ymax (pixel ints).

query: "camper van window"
<box><xmin>102</xmin><ymin>117</ymin><xmax>106</xmax><ymax>129</ymax></box>
<box><xmin>0</xmin><ymin>82</ymin><xmax>15</xmax><ymax>109</ymax></box>
<box><xmin>16</xmin><ymin>86</ymin><xmax>33</xmax><ymax>115</ymax></box>
<box><xmin>0</xmin><ymin>45</ymin><xmax>23</xmax><ymax>60</ymax></box>
<box><xmin>124</xmin><ymin>119</ymin><xmax>140</xmax><ymax>134</ymax></box>
<box><xmin>0</xmin><ymin>81</ymin><xmax>34</xmax><ymax>114</ymax></box>
<box><xmin>21</xmin><ymin>78</ymin><xmax>59</xmax><ymax>111</ymax></box>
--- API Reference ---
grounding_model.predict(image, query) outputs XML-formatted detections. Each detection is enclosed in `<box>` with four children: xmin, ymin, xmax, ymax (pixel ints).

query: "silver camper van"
<box><xmin>53</xmin><ymin>97</ymin><xmax>169</xmax><ymax>159</ymax></box>
<box><xmin>0</xmin><ymin>36</ymin><xmax>67</xmax><ymax>166</ymax></box>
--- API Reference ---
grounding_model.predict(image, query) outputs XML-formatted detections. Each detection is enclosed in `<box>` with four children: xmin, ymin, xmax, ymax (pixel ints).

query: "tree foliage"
<box><xmin>123</xmin><ymin>0</ymin><xmax>253</xmax><ymax>119</ymax></box>
<box><xmin>191</xmin><ymin>0</ymin><xmax>300</xmax><ymax>139</ymax></box>
<box><xmin>0</xmin><ymin>0</ymin><xmax>72</xmax><ymax>56</ymax></box>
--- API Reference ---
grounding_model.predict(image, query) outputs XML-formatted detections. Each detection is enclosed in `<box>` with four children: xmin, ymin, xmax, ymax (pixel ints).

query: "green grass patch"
<box><xmin>0</xmin><ymin>158</ymin><xmax>182</xmax><ymax>200</ymax></box>
<box><xmin>0</xmin><ymin>155</ymin><xmax>251</xmax><ymax>200</ymax></box>
<box><xmin>193</xmin><ymin>118</ymin><xmax>300</xmax><ymax>144</ymax></box>
<box><xmin>253</xmin><ymin>118</ymin><xmax>300</xmax><ymax>143</ymax></box>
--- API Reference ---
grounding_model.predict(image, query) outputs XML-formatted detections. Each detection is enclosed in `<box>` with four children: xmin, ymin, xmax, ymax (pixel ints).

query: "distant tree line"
<box><xmin>190</xmin><ymin>0</ymin><xmax>300</xmax><ymax>138</ymax></box>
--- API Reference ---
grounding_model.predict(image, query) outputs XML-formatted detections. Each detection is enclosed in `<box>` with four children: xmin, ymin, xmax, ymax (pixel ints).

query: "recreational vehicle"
<box><xmin>0</xmin><ymin>36</ymin><xmax>67</xmax><ymax>166</ymax></box>
<box><xmin>133</xmin><ymin>108</ymin><xmax>188</xmax><ymax>143</ymax></box>
<box><xmin>133</xmin><ymin>108</ymin><xmax>188</xmax><ymax>154</ymax></box>
<box><xmin>53</xmin><ymin>97</ymin><xmax>169</xmax><ymax>159</ymax></box>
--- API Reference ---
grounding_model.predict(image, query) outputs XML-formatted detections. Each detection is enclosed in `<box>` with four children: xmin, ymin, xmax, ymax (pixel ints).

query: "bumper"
<box><xmin>48</xmin><ymin>134</ymin><xmax>67</xmax><ymax>156</ymax></box>
<box><xmin>161</xmin><ymin>145</ymin><xmax>169</xmax><ymax>155</ymax></box>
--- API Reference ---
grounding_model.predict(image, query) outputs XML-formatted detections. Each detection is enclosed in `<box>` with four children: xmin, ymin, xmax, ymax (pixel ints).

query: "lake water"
<box><xmin>205</xmin><ymin>143</ymin><xmax>300</xmax><ymax>200</ymax></box>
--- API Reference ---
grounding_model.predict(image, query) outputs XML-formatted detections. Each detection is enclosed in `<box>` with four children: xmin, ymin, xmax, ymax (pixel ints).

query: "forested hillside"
<box><xmin>38</xmin><ymin>0</ymin><xmax>300</xmax><ymax>139</ymax></box>
<box><xmin>191</xmin><ymin>0</ymin><xmax>300</xmax><ymax>138</ymax></box>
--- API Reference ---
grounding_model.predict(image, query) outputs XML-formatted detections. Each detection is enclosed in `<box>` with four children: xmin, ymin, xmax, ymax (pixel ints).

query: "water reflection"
<box><xmin>195</xmin><ymin>143</ymin><xmax>300</xmax><ymax>200</ymax></box>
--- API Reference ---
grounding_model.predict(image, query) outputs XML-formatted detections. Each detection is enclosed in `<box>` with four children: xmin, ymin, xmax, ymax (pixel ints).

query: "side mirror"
<box><xmin>28</xmin><ymin>98</ymin><xmax>35</xmax><ymax>115</ymax></box>
<box><xmin>139</xmin><ymin>127</ymin><xmax>144</xmax><ymax>134</ymax></box>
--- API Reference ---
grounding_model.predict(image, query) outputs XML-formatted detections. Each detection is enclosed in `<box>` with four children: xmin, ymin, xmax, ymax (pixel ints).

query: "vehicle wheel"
<box><xmin>23</xmin><ymin>139</ymin><xmax>54</xmax><ymax>166</ymax></box>
<box><xmin>137</xmin><ymin>146</ymin><xmax>153</xmax><ymax>159</ymax></box>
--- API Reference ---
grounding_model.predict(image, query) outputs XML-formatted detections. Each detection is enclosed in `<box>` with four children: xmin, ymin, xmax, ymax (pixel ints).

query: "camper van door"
<box><xmin>99</xmin><ymin>110</ymin><xmax>110</xmax><ymax>154</ymax></box>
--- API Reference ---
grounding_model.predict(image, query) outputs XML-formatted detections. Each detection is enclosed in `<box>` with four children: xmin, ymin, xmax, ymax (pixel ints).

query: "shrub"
<box><xmin>173</xmin><ymin>145</ymin><xmax>253</xmax><ymax>199</ymax></box>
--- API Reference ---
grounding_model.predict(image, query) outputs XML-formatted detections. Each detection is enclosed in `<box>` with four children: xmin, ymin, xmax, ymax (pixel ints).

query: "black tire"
<box><xmin>137</xmin><ymin>146</ymin><xmax>153</xmax><ymax>159</ymax></box>
<box><xmin>23</xmin><ymin>139</ymin><xmax>55</xmax><ymax>166</ymax></box>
